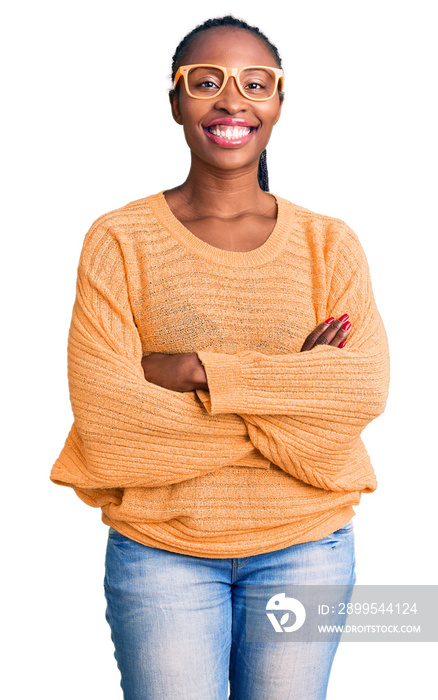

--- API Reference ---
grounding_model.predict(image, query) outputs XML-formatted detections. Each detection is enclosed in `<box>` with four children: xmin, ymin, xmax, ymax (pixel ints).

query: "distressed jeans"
<box><xmin>103</xmin><ymin>518</ymin><xmax>356</xmax><ymax>700</ymax></box>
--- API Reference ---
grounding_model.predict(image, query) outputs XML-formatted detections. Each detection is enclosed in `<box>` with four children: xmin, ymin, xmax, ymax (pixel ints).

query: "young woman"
<box><xmin>50</xmin><ymin>14</ymin><xmax>390</xmax><ymax>700</ymax></box>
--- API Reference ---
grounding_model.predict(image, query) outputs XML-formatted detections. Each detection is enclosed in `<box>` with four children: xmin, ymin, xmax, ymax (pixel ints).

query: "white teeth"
<box><xmin>208</xmin><ymin>125</ymin><xmax>252</xmax><ymax>140</ymax></box>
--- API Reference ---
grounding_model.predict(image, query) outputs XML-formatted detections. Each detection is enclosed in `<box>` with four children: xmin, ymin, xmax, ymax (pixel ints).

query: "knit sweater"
<box><xmin>50</xmin><ymin>190</ymin><xmax>390</xmax><ymax>558</ymax></box>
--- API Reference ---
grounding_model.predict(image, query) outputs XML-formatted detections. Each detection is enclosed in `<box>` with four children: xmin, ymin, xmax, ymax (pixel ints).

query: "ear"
<box><xmin>273</xmin><ymin>98</ymin><xmax>283</xmax><ymax>126</ymax></box>
<box><xmin>169</xmin><ymin>89</ymin><xmax>183</xmax><ymax>126</ymax></box>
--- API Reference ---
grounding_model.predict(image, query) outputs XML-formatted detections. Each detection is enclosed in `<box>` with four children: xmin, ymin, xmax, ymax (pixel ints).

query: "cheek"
<box><xmin>179</xmin><ymin>107</ymin><xmax>207</xmax><ymax>142</ymax></box>
<box><xmin>259</xmin><ymin>103</ymin><xmax>281</xmax><ymax>128</ymax></box>
<box><xmin>179</xmin><ymin>97</ymin><xmax>205</xmax><ymax>126</ymax></box>
<box><xmin>181</xmin><ymin>122</ymin><xmax>205</xmax><ymax>151</ymax></box>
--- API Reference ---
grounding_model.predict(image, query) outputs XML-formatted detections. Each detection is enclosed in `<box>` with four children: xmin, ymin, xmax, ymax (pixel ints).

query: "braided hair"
<box><xmin>169</xmin><ymin>15</ymin><xmax>284</xmax><ymax>192</ymax></box>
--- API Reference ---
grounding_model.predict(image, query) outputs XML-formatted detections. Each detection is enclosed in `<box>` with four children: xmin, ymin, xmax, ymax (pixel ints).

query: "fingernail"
<box><xmin>340</xmin><ymin>340</ymin><xmax>346</xmax><ymax>348</ymax></box>
<box><xmin>325</xmin><ymin>317</ymin><xmax>335</xmax><ymax>325</ymax></box>
<box><xmin>342</xmin><ymin>321</ymin><xmax>351</xmax><ymax>331</ymax></box>
<box><xmin>339</xmin><ymin>314</ymin><xmax>349</xmax><ymax>322</ymax></box>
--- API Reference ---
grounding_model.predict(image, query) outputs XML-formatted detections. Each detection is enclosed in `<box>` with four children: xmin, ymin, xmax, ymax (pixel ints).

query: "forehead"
<box><xmin>182</xmin><ymin>26</ymin><xmax>278</xmax><ymax>67</ymax></box>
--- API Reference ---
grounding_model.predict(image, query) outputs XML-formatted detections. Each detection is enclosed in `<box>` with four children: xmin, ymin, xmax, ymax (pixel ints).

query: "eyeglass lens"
<box><xmin>186</xmin><ymin>66</ymin><xmax>277</xmax><ymax>100</ymax></box>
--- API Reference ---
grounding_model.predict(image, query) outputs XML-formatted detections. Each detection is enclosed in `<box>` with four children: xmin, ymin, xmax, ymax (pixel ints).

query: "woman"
<box><xmin>50</xmin><ymin>14</ymin><xmax>390</xmax><ymax>700</ymax></box>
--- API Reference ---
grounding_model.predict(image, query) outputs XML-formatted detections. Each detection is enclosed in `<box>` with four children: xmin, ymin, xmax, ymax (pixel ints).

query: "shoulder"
<box><xmin>274</xmin><ymin>193</ymin><xmax>368</xmax><ymax>268</ymax></box>
<box><xmin>78</xmin><ymin>192</ymin><xmax>162</xmax><ymax>264</ymax></box>
<box><xmin>83</xmin><ymin>191</ymin><xmax>160</xmax><ymax>238</ymax></box>
<box><xmin>274</xmin><ymin>192</ymin><xmax>354</xmax><ymax>235</ymax></box>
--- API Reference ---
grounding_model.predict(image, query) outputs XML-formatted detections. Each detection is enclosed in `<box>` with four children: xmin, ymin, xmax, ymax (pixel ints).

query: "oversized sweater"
<box><xmin>49</xmin><ymin>190</ymin><xmax>390</xmax><ymax>558</ymax></box>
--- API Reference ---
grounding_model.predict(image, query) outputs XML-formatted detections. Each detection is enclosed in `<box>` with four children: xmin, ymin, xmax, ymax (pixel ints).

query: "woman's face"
<box><xmin>169</xmin><ymin>27</ymin><xmax>283</xmax><ymax>175</ymax></box>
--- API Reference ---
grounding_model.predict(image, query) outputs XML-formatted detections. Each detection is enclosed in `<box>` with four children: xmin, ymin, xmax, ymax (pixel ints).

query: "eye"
<box><xmin>240</xmin><ymin>69</ymin><xmax>276</xmax><ymax>96</ymax></box>
<box><xmin>243</xmin><ymin>82</ymin><xmax>268</xmax><ymax>94</ymax></box>
<box><xmin>199</xmin><ymin>80</ymin><xmax>220</xmax><ymax>89</ymax></box>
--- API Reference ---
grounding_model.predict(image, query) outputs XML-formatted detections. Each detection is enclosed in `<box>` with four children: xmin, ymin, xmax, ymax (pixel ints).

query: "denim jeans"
<box><xmin>103</xmin><ymin>518</ymin><xmax>356</xmax><ymax>700</ymax></box>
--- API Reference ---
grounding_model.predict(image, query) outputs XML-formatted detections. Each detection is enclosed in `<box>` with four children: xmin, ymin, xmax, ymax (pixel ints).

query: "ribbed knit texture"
<box><xmin>50</xmin><ymin>190</ymin><xmax>390</xmax><ymax>558</ymax></box>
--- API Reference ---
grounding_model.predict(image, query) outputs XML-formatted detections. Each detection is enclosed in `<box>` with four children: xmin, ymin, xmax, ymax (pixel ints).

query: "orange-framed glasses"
<box><xmin>173</xmin><ymin>64</ymin><xmax>284</xmax><ymax>102</ymax></box>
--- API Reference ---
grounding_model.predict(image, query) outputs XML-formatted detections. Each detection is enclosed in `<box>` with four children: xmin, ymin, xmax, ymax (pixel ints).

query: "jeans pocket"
<box><xmin>108</xmin><ymin>526</ymin><xmax>128</xmax><ymax>539</ymax></box>
<box><xmin>332</xmin><ymin>518</ymin><xmax>354</xmax><ymax>535</ymax></box>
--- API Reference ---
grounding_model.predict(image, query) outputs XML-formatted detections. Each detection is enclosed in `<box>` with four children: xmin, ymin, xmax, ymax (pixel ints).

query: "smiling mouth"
<box><xmin>203</xmin><ymin>124</ymin><xmax>258</xmax><ymax>147</ymax></box>
<box><xmin>205</xmin><ymin>124</ymin><xmax>256</xmax><ymax>140</ymax></box>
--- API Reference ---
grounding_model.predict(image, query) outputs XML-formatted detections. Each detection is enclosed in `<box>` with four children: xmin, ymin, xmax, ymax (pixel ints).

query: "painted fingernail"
<box><xmin>325</xmin><ymin>317</ymin><xmax>335</xmax><ymax>324</ymax></box>
<box><xmin>342</xmin><ymin>321</ymin><xmax>351</xmax><ymax>331</ymax></box>
<box><xmin>339</xmin><ymin>314</ymin><xmax>349</xmax><ymax>322</ymax></box>
<box><xmin>339</xmin><ymin>340</ymin><xmax>346</xmax><ymax>348</ymax></box>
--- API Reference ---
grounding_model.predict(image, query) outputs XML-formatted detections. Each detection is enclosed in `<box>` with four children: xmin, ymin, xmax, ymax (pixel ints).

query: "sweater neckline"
<box><xmin>147</xmin><ymin>189</ymin><xmax>291</xmax><ymax>268</ymax></box>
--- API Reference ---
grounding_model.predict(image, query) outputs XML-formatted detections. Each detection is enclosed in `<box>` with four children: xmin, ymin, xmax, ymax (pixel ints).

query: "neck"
<box><xmin>172</xmin><ymin>154</ymin><xmax>270</xmax><ymax>218</ymax></box>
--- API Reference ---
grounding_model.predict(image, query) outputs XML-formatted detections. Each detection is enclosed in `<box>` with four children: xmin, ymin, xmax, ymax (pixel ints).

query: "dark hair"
<box><xmin>169</xmin><ymin>15</ymin><xmax>284</xmax><ymax>192</ymax></box>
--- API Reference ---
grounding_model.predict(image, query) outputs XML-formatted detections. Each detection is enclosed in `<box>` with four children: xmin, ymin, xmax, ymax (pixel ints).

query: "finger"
<box><xmin>314</xmin><ymin>316</ymin><xmax>351</xmax><ymax>348</ymax></box>
<box><xmin>300</xmin><ymin>317</ymin><xmax>337</xmax><ymax>352</ymax></box>
<box><xmin>328</xmin><ymin>320</ymin><xmax>352</xmax><ymax>347</ymax></box>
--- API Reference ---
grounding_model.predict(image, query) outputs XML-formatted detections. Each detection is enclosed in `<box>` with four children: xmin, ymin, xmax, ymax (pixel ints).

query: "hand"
<box><xmin>300</xmin><ymin>315</ymin><xmax>352</xmax><ymax>352</ymax></box>
<box><xmin>141</xmin><ymin>352</ymin><xmax>208</xmax><ymax>392</ymax></box>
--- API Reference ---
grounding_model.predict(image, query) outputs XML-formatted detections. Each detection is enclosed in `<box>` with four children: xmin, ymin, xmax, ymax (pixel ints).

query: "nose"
<box><xmin>214</xmin><ymin>76</ymin><xmax>247</xmax><ymax>112</ymax></box>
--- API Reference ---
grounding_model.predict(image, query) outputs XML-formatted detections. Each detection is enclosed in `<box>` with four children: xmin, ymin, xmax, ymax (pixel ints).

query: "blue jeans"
<box><xmin>103</xmin><ymin>519</ymin><xmax>356</xmax><ymax>700</ymax></box>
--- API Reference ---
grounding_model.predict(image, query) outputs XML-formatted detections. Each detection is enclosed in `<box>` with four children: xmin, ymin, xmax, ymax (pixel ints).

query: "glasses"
<box><xmin>173</xmin><ymin>64</ymin><xmax>284</xmax><ymax>102</ymax></box>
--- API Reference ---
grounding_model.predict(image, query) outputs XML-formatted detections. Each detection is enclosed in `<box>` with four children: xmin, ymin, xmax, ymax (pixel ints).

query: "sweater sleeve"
<box><xmin>195</xmin><ymin>225</ymin><xmax>390</xmax><ymax>492</ymax></box>
<box><xmin>50</xmin><ymin>221</ymin><xmax>264</xmax><ymax>493</ymax></box>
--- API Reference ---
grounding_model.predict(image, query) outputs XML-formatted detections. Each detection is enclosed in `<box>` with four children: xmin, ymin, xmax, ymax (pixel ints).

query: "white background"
<box><xmin>3</xmin><ymin>0</ymin><xmax>437</xmax><ymax>697</ymax></box>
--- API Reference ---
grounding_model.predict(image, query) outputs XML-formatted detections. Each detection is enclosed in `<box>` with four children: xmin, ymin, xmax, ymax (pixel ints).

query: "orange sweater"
<box><xmin>50</xmin><ymin>191</ymin><xmax>390</xmax><ymax>558</ymax></box>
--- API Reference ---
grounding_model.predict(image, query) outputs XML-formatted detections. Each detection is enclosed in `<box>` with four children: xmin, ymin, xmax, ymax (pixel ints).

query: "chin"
<box><xmin>190</xmin><ymin>143</ymin><xmax>264</xmax><ymax>173</ymax></box>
